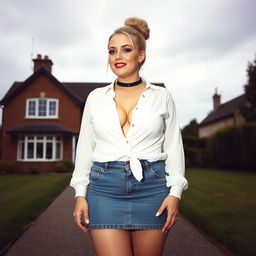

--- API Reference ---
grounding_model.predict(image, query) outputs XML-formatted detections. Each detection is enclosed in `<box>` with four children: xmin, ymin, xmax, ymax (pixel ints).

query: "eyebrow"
<box><xmin>108</xmin><ymin>44</ymin><xmax>133</xmax><ymax>49</ymax></box>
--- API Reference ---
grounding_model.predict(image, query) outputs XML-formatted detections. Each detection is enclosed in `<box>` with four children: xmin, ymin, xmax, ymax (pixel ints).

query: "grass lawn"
<box><xmin>180</xmin><ymin>168</ymin><xmax>256</xmax><ymax>256</ymax></box>
<box><xmin>0</xmin><ymin>173</ymin><xmax>71</xmax><ymax>251</ymax></box>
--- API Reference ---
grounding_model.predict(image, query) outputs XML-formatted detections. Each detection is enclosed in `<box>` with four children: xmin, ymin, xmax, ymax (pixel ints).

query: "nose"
<box><xmin>116</xmin><ymin>49</ymin><xmax>123</xmax><ymax>59</ymax></box>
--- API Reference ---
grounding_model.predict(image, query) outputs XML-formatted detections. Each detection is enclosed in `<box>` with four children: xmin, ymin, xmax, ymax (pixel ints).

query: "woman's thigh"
<box><xmin>89</xmin><ymin>229</ymin><xmax>133</xmax><ymax>256</ymax></box>
<box><xmin>131</xmin><ymin>229</ymin><xmax>168</xmax><ymax>256</ymax></box>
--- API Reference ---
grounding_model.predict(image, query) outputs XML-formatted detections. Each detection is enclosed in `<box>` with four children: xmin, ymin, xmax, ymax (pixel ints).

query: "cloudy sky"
<box><xmin>1</xmin><ymin>0</ymin><xmax>256</xmax><ymax>128</ymax></box>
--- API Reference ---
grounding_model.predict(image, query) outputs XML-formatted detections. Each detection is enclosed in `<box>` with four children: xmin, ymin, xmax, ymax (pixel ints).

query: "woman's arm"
<box><xmin>70</xmin><ymin>92</ymin><xmax>95</xmax><ymax>199</ymax></box>
<box><xmin>156</xmin><ymin>90</ymin><xmax>188</xmax><ymax>233</ymax></box>
<box><xmin>163</xmin><ymin>90</ymin><xmax>188</xmax><ymax>200</ymax></box>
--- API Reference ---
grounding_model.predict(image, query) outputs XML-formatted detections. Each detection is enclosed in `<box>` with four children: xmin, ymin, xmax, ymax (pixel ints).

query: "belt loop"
<box><xmin>104</xmin><ymin>162</ymin><xmax>108</xmax><ymax>171</ymax></box>
<box><xmin>142</xmin><ymin>159</ymin><xmax>150</xmax><ymax>170</ymax></box>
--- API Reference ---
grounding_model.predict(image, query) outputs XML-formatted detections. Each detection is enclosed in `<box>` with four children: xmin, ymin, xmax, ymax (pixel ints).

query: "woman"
<box><xmin>70</xmin><ymin>17</ymin><xmax>188</xmax><ymax>256</ymax></box>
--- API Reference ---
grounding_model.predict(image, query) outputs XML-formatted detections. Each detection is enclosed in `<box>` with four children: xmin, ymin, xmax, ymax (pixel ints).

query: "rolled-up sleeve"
<box><xmin>70</xmin><ymin>92</ymin><xmax>95</xmax><ymax>199</ymax></box>
<box><xmin>163</xmin><ymin>91</ymin><xmax>188</xmax><ymax>200</ymax></box>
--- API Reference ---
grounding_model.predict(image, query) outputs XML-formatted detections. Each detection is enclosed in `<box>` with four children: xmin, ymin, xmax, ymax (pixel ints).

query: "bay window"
<box><xmin>17</xmin><ymin>135</ymin><xmax>62</xmax><ymax>161</ymax></box>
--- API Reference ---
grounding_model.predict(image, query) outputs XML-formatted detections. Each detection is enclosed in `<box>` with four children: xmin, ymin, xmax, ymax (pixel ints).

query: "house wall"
<box><xmin>198</xmin><ymin>116</ymin><xmax>234</xmax><ymax>138</ymax></box>
<box><xmin>1</xmin><ymin>73</ymin><xmax>82</xmax><ymax>172</ymax></box>
<box><xmin>199</xmin><ymin>112</ymin><xmax>246</xmax><ymax>138</ymax></box>
<box><xmin>234</xmin><ymin>109</ymin><xmax>246</xmax><ymax>125</ymax></box>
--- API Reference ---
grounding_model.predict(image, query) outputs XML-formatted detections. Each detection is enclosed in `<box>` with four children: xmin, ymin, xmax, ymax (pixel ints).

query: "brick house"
<box><xmin>0</xmin><ymin>54</ymin><xmax>165</xmax><ymax>173</ymax></box>
<box><xmin>198</xmin><ymin>90</ymin><xmax>247</xmax><ymax>138</ymax></box>
<box><xmin>0</xmin><ymin>54</ymin><xmax>110</xmax><ymax>173</ymax></box>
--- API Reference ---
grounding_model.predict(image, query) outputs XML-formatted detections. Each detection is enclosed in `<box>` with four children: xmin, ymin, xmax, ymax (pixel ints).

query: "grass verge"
<box><xmin>0</xmin><ymin>173</ymin><xmax>71</xmax><ymax>251</ymax></box>
<box><xmin>180</xmin><ymin>168</ymin><xmax>256</xmax><ymax>256</ymax></box>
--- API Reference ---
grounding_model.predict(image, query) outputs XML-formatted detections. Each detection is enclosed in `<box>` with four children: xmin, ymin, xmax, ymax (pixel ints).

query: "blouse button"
<box><xmin>132</xmin><ymin>124</ymin><xmax>135</xmax><ymax>127</ymax></box>
<box><xmin>135</xmin><ymin>107</ymin><xmax>138</xmax><ymax>110</ymax></box>
<box><xmin>142</xmin><ymin>95</ymin><xmax>145</xmax><ymax>98</ymax></box>
<box><xmin>126</xmin><ymin>140</ymin><xmax>128</xmax><ymax>143</ymax></box>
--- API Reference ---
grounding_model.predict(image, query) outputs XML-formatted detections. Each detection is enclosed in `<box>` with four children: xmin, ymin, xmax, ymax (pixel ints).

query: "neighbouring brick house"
<box><xmin>0</xmin><ymin>54</ymin><xmax>111</xmax><ymax>173</ymax></box>
<box><xmin>198</xmin><ymin>89</ymin><xmax>247</xmax><ymax>138</ymax></box>
<box><xmin>0</xmin><ymin>54</ymin><xmax>165</xmax><ymax>173</ymax></box>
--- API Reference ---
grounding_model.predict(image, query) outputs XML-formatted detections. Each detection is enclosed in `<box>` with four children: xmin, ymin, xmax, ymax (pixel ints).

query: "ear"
<box><xmin>138</xmin><ymin>49</ymin><xmax>146</xmax><ymax>63</ymax></box>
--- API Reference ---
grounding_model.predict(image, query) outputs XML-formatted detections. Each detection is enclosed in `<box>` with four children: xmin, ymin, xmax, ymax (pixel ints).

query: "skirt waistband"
<box><xmin>92</xmin><ymin>159</ymin><xmax>164</xmax><ymax>170</ymax></box>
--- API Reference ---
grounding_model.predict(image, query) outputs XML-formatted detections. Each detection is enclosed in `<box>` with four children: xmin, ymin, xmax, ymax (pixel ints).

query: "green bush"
<box><xmin>0</xmin><ymin>160</ymin><xmax>16</xmax><ymax>174</ymax></box>
<box><xmin>61</xmin><ymin>159</ymin><xmax>74</xmax><ymax>172</ymax></box>
<box><xmin>183</xmin><ymin>136</ymin><xmax>207</xmax><ymax>149</ymax></box>
<box><xmin>183</xmin><ymin>136</ymin><xmax>208</xmax><ymax>167</ymax></box>
<box><xmin>53</xmin><ymin>159</ymin><xmax>74</xmax><ymax>173</ymax></box>
<box><xmin>206</xmin><ymin>122</ymin><xmax>256</xmax><ymax>170</ymax></box>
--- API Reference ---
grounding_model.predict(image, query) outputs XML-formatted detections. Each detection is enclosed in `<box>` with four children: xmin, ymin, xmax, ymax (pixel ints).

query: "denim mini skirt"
<box><xmin>86</xmin><ymin>159</ymin><xmax>170</xmax><ymax>230</ymax></box>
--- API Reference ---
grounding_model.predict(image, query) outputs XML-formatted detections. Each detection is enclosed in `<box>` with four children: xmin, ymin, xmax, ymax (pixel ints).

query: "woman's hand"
<box><xmin>73</xmin><ymin>196</ymin><xmax>90</xmax><ymax>232</ymax></box>
<box><xmin>155</xmin><ymin>195</ymin><xmax>179</xmax><ymax>233</ymax></box>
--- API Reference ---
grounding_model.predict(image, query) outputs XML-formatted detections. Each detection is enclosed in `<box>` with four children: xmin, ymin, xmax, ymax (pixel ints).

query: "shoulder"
<box><xmin>86</xmin><ymin>83</ymin><xmax>112</xmax><ymax>101</ymax></box>
<box><xmin>149</xmin><ymin>83</ymin><xmax>174</xmax><ymax>100</ymax></box>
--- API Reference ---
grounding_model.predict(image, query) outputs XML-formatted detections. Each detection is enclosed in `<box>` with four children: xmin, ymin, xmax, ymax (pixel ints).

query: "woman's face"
<box><xmin>108</xmin><ymin>33</ymin><xmax>145</xmax><ymax>80</ymax></box>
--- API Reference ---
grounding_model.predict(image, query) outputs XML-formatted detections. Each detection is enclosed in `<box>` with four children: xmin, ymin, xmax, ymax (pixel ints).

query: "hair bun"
<box><xmin>124</xmin><ymin>17</ymin><xmax>150</xmax><ymax>40</ymax></box>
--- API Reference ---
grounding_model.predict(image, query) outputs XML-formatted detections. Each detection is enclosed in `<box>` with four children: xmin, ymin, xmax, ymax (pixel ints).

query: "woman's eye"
<box><xmin>108</xmin><ymin>49</ymin><xmax>115</xmax><ymax>55</ymax></box>
<box><xmin>123</xmin><ymin>48</ymin><xmax>132</xmax><ymax>53</ymax></box>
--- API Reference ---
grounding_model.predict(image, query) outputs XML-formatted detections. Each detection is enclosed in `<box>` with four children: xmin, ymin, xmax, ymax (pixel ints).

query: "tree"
<box><xmin>182</xmin><ymin>119</ymin><xmax>198</xmax><ymax>137</ymax></box>
<box><xmin>240</xmin><ymin>54</ymin><xmax>256</xmax><ymax>122</ymax></box>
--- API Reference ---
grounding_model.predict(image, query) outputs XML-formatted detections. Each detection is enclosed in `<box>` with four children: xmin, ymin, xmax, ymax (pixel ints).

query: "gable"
<box><xmin>199</xmin><ymin>94</ymin><xmax>246</xmax><ymax>126</ymax></box>
<box><xmin>0</xmin><ymin>67</ymin><xmax>83</xmax><ymax>106</ymax></box>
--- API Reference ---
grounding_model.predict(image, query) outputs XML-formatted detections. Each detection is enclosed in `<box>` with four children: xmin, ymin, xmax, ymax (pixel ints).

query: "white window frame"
<box><xmin>72</xmin><ymin>135</ymin><xmax>79</xmax><ymax>162</ymax></box>
<box><xmin>17</xmin><ymin>134</ymin><xmax>63</xmax><ymax>162</ymax></box>
<box><xmin>25</xmin><ymin>98</ymin><xmax>59</xmax><ymax>119</ymax></box>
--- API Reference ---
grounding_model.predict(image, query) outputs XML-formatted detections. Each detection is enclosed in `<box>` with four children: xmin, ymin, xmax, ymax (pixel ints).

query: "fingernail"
<box><xmin>155</xmin><ymin>212</ymin><xmax>159</xmax><ymax>217</ymax></box>
<box><xmin>85</xmin><ymin>219</ymin><xmax>89</xmax><ymax>224</ymax></box>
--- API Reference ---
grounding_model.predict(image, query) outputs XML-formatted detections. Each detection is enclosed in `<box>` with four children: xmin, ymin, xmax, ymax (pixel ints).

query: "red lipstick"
<box><xmin>115</xmin><ymin>62</ymin><xmax>126</xmax><ymax>68</ymax></box>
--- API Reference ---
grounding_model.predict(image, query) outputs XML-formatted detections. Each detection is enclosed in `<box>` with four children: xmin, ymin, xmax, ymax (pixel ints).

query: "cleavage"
<box><xmin>114</xmin><ymin>100</ymin><xmax>137</xmax><ymax>137</ymax></box>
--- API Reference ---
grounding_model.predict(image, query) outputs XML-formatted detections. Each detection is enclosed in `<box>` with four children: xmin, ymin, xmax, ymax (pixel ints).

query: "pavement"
<box><xmin>2</xmin><ymin>186</ymin><xmax>234</xmax><ymax>256</ymax></box>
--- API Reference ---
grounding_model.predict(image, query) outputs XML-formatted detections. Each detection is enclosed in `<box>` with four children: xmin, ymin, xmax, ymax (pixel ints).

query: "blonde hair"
<box><xmin>107</xmin><ymin>17</ymin><xmax>150</xmax><ymax>70</ymax></box>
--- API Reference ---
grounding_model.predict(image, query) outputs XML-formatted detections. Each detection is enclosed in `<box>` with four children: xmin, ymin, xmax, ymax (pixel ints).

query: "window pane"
<box><xmin>21</xmin><ymin>142</ymin><xmax>25</xmax><ymax>159</ymax></box>
<box><xmin>47</xmin><ymin>136</ymin><xmax>53</xmax><ymax>140</ymax></box>
<box><xmin>37</xmin><ymin>136</ymin><xmax>43</xmax><ymax>140</ymax></box>
<box><xmin>39</xmin><ymin>99</ymin><xmax>47</xmax><ymax>116</ymax></box>
<box><xmin>56</xmin><ymin>142</ymin><xmax>61</xmax><ymax>159</ymax></box>
<box><xmin>28</xmin><ymin>101</ymin><xmax>36</xmax><ymax>116</ymax></box>
<box><xmin>28</xmin><ymin>135</ymin><xmax>34</xmax><ymax>140</ymax></box>
<box><xmin>18</xmin><ymin>141</ymin><xmax>25</xmax><ymax>159</ymax></box>
<box><xmin>27</xmin><ymin>142</ymin><xmax>34</xmax><ymax>159</ymax></box>
<box><xmin>36</xmin><ymin>142</ymin><xmax>43</xmax><ymax>159</ymax></box>
<box><xmin>49</xmin><ymin>101</ymin><xmax>56</xmax><ymax>116</ymax></box>
<box><xmin>46</xmin><ymin>142</ymin><xmax>53</xmax><ymax>159</ymax></box>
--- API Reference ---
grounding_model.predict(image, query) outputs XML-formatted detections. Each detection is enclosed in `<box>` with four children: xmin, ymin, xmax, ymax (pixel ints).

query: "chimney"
<box><xmin>213</xmin><ymin>87</ymin><xmax>221</xmax><ymax>110</ymax></box>
<box><xmin>33</xmin><ymin>54</ymin><xmax>53</xmax><ymax>73</ymax></box>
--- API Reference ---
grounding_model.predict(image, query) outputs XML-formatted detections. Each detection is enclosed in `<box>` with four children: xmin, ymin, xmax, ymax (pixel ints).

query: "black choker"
<box><xmin>116</xmin><ymin>78</ymin><xmax>142</xmax><ymax>87</ymax></box>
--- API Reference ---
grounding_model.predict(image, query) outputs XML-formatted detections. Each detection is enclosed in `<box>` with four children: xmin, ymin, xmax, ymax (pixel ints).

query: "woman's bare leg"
<box><xmin>89</xmin><ymin>229</ymin><xmax>133</xmax><ymax>256</ymax></box>
<box><xmin>131</xmin><ymin>229</ymin><xmax>168</xmax><ymax>256</ymax></box>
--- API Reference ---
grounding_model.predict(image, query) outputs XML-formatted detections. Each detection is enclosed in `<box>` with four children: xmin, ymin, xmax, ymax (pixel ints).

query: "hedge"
<box><xmin>206</xmin><ymin>122</ymin><xmax>256</xmax><ymax>170</ymax></box>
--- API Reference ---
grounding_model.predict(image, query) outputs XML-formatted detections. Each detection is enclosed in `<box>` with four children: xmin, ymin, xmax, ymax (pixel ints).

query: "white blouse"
<box><xmin>70</xmin><ymin>77</ymin><xmax>188</xmax><ymax>200</ymax></box>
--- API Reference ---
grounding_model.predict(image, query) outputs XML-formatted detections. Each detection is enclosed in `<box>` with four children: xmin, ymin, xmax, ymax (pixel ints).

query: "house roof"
<box><xmin>0</xmin><ymin>67</ymin><xmax>86</xmax><ymax>106</ymax></box>
<box><xmin>62</xmin><ymin>82</ymin><xmax>110</xmax><ymax>102</ymax></box>
<box><xmin>0</xmin><ymin>68</ymin><xmax>165</xmax><ymax>106</ymax></box>
<box><xmin>199</xmin><ymin>94</ymin><xmax>246</xmax><ymax>126</ymax></box>
<box><xmin>7</xmin><ymin>123</ymin><xmax>76</xmax><ymax>135</ymax></box>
